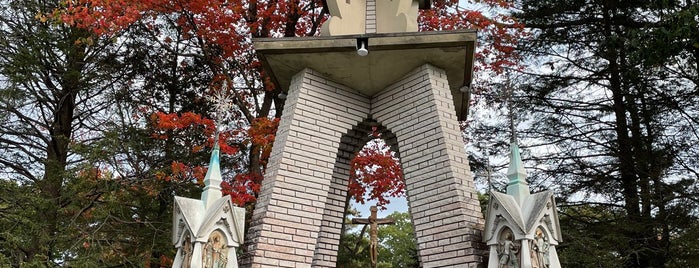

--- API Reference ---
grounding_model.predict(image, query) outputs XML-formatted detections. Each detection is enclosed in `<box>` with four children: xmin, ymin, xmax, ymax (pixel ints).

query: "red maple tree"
<box><xmin>57</xmin><ymin>0</ymin><xmax>524</xmax><ymax>209</ymax></box>
<box><xmin>149</xmin><ymin>111</ymin><xmax>278</xmax><ymax>206</ymax></box>
<box><xmin>348</xmin><ymin>128</ymin><xmax>405</xmax><ymax>209</ymax></box>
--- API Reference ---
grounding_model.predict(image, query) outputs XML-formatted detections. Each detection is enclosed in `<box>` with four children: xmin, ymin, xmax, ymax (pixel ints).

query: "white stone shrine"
<box><xmin>484</xmin><ymin>143</ymin><xmax>563</xmax><ymax>268</ymax></box>
<box><xmin>172</xmin><ymin>143</ymin><xmax>246</xmax><ymax>268</ymax></box>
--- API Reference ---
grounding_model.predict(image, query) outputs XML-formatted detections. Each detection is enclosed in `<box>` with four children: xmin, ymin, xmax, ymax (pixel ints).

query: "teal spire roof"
<box><xmin>201</xmin><ymin>141</ymin><xmax>223</xmax><ymax>209</ymax></box>
<box><xmin>506</xmin><ymin>142</ymin><xmax>530</xmax><ymax>205</ymax></box>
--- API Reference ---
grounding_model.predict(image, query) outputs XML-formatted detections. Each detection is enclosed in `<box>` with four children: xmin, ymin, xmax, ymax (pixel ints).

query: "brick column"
<box><xmin>365</xmin><ymin>0</ymin><xmax>377</xmax><ymax>34</ymax></box>
<box><xmin>243</xmin><ymin>69</ymin><xmax>370</xmax><ymax>268</ymax></box>
<box><xmin>372</xmin><ymin>64</ymin><xmax>486</xmax><ymax>268</ymax></box>
<box><xmin>311</xmin><ymin>122</ymin><xmax>372</xmax><ymax>267</ymax></box>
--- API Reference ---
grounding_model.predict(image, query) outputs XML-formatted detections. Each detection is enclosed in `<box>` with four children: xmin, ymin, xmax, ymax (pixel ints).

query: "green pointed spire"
<box><xmin>201</xmin><ymin>138</ymin><xmax>223</xmax><ymax>209</ymax></box>
<box><xmin>503</xmin><ymin>78</ymin><xmax>530</xmax><ymax>204</ymax></box>
<box><xmin>506</xmin><ymin>142</ymin><xmax>530</xmax><ymax>205</ymax></box>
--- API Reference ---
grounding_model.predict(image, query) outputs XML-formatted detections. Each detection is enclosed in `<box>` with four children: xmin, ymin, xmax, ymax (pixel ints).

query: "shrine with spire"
<box><xmin>171</xmin><ymin>141</ymin><xmax>246</xmax><ymax>268</ymax></box>
<box><xmin>483</xmin><ymin>141</ymin><xmax>563</xmax><ymax>268</ymax></box>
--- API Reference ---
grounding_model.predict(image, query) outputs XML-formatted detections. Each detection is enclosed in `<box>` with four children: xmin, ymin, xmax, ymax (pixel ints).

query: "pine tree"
<box><xmin>514</xmin><ymin>0</ymin><xmax>699</xmax><ymax>266</ymax></box>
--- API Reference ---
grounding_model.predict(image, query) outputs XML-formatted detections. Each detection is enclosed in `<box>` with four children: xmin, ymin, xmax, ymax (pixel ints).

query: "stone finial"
<box><xmin>506</xmin><ymin>143</ymin><xmax>530</xmax><ymax>205</ymax></box>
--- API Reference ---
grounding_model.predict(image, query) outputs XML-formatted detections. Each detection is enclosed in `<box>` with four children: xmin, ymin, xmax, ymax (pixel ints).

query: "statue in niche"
<box><xmin>530</xmin><ymin>228</ymin><xmax>549</xmax><ymax>268</ymax></box>
<box><xmin>497</xmin><ymin>229</ymin><xmax>519</xmax><ymax>268</ymax></box>
<box><xmin>182</xmin><ymin>234</ymin><xmax>193</xmax><ymax>268</ymax></box>
<box><xmin>203</xmin><ymin>230</ymin><xmax>228</xmax><ymax>268</ymax></box>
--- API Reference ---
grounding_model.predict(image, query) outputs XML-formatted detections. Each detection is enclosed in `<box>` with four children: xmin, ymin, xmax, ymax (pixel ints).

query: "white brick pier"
<box><xmin>243</xmin><ymin>64</ymin><xmax>485</xmax><ymax>268</ymax></box>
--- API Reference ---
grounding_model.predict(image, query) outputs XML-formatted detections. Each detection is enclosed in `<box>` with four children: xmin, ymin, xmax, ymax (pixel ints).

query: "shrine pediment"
<box><xmin>522</xmin><ymin>191</ymin><xmax>553</xmax><ymax>231</ymax></box>
<box><xmin>484</xmin><ymin>190</ymin><xmax>564</xmax><ymax>245</ymax></box>
<box><xmin>196</xmin><ymin>196</ymin><xmax>245</xmax><ymax>246</ymax></box>
<box><xmin>491</xmin><ymin>192</ymin><xmax>526</xmax><ymax>229</ymax></box>
<box><xmin>173</xmin><ymin>196</ymin><xmax>205</xmax><ymax>244</ymax></box>
<box><xmin>484</xmin><ymin>191</ymin><xmax>526</xmax><ymax>243</ymax></box>
<box><xmin>522</xmin><ymin>191</ymin><xmax>562</xmax><ymax>243</ymax></box>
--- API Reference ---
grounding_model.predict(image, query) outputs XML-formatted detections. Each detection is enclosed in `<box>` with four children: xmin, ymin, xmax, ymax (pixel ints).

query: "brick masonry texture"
<box><xmin>242</xmin><ymin>65</ymin><xmax>485</xmax><ymax>268</ymax></box>
<box><xmin>372</xmin><ymin>65</ymin><xmax>486</xmax><ymax>267</ymax></box>
<box><xmin>366</xmin><ymin>0</ymin><xmax>377</xmax><ymax>34</ymax></box>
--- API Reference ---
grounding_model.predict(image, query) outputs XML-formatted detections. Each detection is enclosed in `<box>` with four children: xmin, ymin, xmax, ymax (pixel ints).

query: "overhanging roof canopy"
<box><xmin>253</xmin><ymin>30</ymin><xmax>476</xmax><ymax>120</ymax></box>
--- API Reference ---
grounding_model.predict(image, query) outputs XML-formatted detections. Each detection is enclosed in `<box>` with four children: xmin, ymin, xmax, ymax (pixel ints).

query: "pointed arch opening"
<box><xmin>318</xmin><ymin>117</ymin><xmax>419</xmax><ymax>267</ymax></box>
<box><xmin>497</xmin><ymin>227</ymin><xmax>520</xmax><ymax>267</ymax></box>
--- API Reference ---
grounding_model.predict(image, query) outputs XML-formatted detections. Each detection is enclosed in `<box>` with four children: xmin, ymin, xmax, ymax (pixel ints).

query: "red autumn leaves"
<box><xmin>150</xmin><ymin>112</ymin><xmax>277</xmax><ymax>206</ymax></box>
<box><xmin>348</xmin><ymin>130</ymin><xmax>405</xmax><ymax>209</ymax></box>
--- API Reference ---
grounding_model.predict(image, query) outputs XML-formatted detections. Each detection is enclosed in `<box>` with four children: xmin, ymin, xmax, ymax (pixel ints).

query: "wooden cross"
<box><xmin>351</xmin><ymin>206</ymin><xmax>395</xmax><ymax>268</ymax></box>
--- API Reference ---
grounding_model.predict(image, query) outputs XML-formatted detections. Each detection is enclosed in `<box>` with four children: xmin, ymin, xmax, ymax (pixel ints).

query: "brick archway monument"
<box><xmin>242</xmin><ymin>29</ymin><xmax>485</xmax><ymax>268</ymax></box>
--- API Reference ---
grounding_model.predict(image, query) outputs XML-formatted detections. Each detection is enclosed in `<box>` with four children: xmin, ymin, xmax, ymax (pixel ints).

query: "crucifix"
<box><xmin>351</xmin><ymin>206</ymin><xmax>395</xmax><ymax>268</ymax></box>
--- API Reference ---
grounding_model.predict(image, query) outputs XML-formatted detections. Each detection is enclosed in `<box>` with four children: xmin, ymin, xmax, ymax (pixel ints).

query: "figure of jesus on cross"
<box><xmin>351</xmin><ymin>206</ymin><xmax>395</xmax><ymax>268</ymax></box>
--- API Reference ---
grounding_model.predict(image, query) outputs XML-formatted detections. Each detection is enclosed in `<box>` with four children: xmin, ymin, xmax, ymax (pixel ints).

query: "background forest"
<box><xmin>0</xmin><ymin>0</ymin><xmax>697</xmax><ymax>267</ymax></box>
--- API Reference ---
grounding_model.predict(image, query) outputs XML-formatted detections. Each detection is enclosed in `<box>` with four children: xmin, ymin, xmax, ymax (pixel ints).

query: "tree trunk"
<box><xmin>34</xmin><ymin>28</ymin><xmax>86</xmax><ymax>263</ymax></box>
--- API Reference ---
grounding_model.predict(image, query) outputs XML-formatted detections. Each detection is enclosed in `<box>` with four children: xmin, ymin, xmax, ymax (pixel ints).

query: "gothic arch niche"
<box><xmin>346</xmin><ymin>124</ymin><xmax>403</xmax><ymax>209</ymax></box>
<box><xmin>497</xmin><ymin>227</ymin><xmax>519</xmax><ymax>268</ymax></box>
<box><xmin>312</xmin><ymin>118</ymin><xmax>403</xmax><ymax>265</ymax></box>
<box><xmin>182</xmin><ymin>233</ymin><xmax>193</xmax><ymax>268</ymax></box>
<box><xmin>203</xmin><ymin>230</ymin><xmax>228</xmax><ymax>268</ymax></box>
<box><xmin>530</xmin><ymin>226</ymin><xmax>550</xmax><ymax>268</ymax></box>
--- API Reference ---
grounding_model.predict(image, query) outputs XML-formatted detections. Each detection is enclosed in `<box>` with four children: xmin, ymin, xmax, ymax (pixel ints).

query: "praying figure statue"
<box><xmin>530</xmin><ymin>228</ymin><xmax>549</xmax><ymax>268</ymax></box>
<box><xmin>498</xmin><ymin>231</ymin><xmax>519</xmax><ymax>268</ymax></box>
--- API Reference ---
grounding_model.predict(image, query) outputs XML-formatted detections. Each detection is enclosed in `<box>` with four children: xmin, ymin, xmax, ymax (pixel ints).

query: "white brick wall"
<box><xmin>372</xmin><ymin>64</ymin><xmax>485</xmax><ymax>267</ymax></box>
<box><xmin>312</xmin><ymin>125</ymin><xmax>374</xmax><ymax>267</ymax></box>
<box><xmin>243</xmin><ymin>69</ymin><xmax>371</xmax><ymax>268</ymax></box>
<box><xmin>366</xmin><ymin>0</ymin><xmax>377</xmax><ymax>34</ymax></box>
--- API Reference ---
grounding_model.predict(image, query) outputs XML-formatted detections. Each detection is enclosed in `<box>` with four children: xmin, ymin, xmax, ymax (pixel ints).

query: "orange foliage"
<box><xmin>149</xmin><ymin>111</ymin><xmax>279</xmax><ymax>207</ymax></box>
<box><xmin>148</xmin><ymin>111</ymin><xmax>238</xmax><ymax>186</ymax></box>
<box><xmin>165</xmin><ymin>161</ymin><xmax>208</xmax><ymax>184</ymax></box>
<box><xmin>58</xmin><ymin>0</ymin><xmax>248</xmax><ymax>58</ymax></box>
<box><xmin>57</xmin><ymin>0</ymin><xmax>324</xmax><ymax>61</ymax></box>
<box><xmin>220</xmin><ymin>118</ymin><xmax>278</xmax><ymax>206</ymax></box>
<box><xmin>248</xmin><ymin>117</ymin><xmax>279</xmax><ymax>167</ymax></box>
<box><xmin>159</xmin><ymin>254</ymin><xmax>173</xmax><ymax>267</ymax></box>
<box><xmin>77</xmin><ymin>166</ymin><xmax>107</xmax><ymax>181</ymax></box>
<box><xmin>221</xmin><ymin>173</ymin><xmax>264</xmax><ymax>206</ymax></box>
<box><xmin>149</xmin><ymin>111</ymin><xmax>238</xmax><ymax>155</ymax></box>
